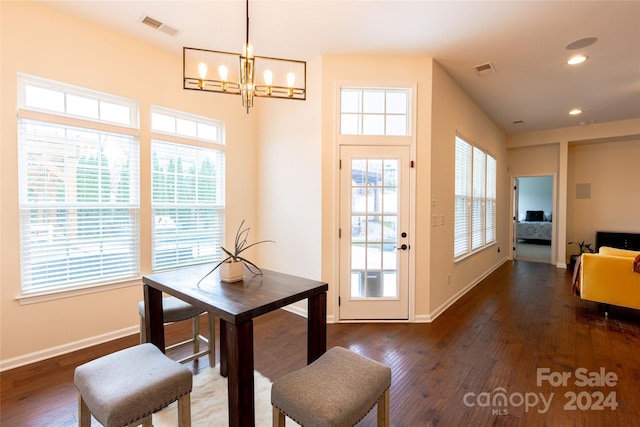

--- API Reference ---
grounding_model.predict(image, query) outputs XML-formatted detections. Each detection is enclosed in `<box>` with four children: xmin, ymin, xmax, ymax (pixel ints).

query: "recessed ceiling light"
<box><xmin>569</xmin><ymin>109</ymin><xmax>583</xmax><ymax>116</ymax></box>
<box><xmin>567</xmin><ymin>55</ymin><xmax>588</xmax><ymax>65</ymax></box>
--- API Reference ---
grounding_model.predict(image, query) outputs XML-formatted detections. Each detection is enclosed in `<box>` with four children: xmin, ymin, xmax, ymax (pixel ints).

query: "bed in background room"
<box><xmin>517</xmin><ymin>210</ymin><xmax>552</xmax><ymax>243</ymax></box>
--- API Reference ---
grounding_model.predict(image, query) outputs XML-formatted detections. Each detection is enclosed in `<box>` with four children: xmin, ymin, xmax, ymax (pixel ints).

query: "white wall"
<box><xmin>518</xmin><ymin>176</ymin><xmax>553</xmax><ymax>221</ymax></box>
<box><xmin>254</xmin><ymin>56</ymin><xmax>324</xmax><ymax>312</ymax></box>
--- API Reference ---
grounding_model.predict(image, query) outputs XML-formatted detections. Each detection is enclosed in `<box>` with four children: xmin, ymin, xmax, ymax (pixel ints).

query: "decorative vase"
<box><xmin>219</xmin><ymin>260</ymin><xmax>245</xmax><ymax>283</ymax></box>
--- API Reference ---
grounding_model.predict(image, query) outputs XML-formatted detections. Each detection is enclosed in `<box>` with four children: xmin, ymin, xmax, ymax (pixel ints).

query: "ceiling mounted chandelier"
<box><xmin>183</xmin><ymin>0</ymin><xmax>306</xmax><ymax>113</ymax></box>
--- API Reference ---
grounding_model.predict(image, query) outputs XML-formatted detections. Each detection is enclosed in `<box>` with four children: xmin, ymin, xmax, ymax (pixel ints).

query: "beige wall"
<box><xmin>320</xmin><ymin>57</ymin><xmax>509</xmax><ymax>321</ymax></box>
<box><xmin>0</xmin><ymin>2</ymin><xmax>258</xmax><ymax>368</ymax></box>
<box><xmin>429</xmin><ymin>62</ymin><xmax>509</xmax><ymax>317</ymax></box>
<box><xmin>507</xmin><ymin>119</ymin><xmax>640</xmax><ymax>263</ymax></box>
<box><xmin>321</xmin><ymin>55</ymin><xmax>433</xmax><ymax>320</ymax></box>
<box><xmin>567</xmin><ymin>139</ymin><xmax>640</xmax><ymax>249</ymax></box>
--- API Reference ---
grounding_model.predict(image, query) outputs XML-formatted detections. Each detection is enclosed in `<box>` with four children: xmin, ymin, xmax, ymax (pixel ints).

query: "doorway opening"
<box><xmin>513</xmin><ymin>176</ymin><xmax>553</xmax><ymax>263</ymax></box>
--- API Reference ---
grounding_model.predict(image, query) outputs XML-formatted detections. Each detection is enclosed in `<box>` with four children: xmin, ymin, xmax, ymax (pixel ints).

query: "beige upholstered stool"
<box><xmin>139</xmin><ymin>296</ymin><xmax>215</xmax><ymax>366</ymax></box>
<box><xmin>74</xmin><ymin>343</ymin><xmax>192</xmax><ymax>427</ymax></box>
<box><xmin>271</xmin><ymin>346</ymin><xmax>392</xmax><ymax>427</ymax></box>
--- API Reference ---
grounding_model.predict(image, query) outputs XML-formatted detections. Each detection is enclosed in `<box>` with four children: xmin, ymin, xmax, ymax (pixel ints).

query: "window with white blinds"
<box><xmin>17</xmin><ymin>75</ymin><xmax>140</xmax><ymax>294</ymax></box>
<box><xmin>151</xmin><ymin>107</ymin><xmax>225</xmax><ymax>271</ymax></box>
<box><xmin>454</xmin><ymin>135</ymin><xmax>496</xmax><ymax>260</ymax></box>
<box><xmin>454</xmin><ymin>138</ymin><xmax>472</xmax><ymax>257</ymax></box>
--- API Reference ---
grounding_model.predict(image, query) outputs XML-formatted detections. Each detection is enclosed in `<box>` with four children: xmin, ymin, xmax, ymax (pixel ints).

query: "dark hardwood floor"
<box><xmin>2</xmin><ymin>261</ymin><xmax>640</xmax><ymax>426</ymax></box>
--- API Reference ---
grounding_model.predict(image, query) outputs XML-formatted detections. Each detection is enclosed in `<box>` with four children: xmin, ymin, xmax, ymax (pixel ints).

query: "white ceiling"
<box><xmin>41</xmin><ymin>1</ymin><xmax>640</xmax><ymax>134</ymax></box>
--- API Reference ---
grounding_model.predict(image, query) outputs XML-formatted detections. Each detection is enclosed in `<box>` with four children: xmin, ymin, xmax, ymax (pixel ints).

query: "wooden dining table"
<box><xmin>142</xmin><ymin>263</ymin><xmax>328</xmax><ymax>427</ymax></box>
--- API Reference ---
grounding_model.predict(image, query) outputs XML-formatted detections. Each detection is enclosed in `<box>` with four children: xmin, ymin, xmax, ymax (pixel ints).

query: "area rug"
<box><xmin>154</xmin><ymin>366</ymin><xmax>300</xmax><ymax>427</ymax></box>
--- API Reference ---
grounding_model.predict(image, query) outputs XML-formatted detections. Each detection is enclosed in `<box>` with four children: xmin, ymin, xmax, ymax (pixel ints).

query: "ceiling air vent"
<box><xmin>473</xmin><ymin>62</ymin><xmax>496</xmax><ymax>77</ymax></box>
<box><xmin>140</xmin><ymin>15</ymin><xmax>180</xmax><ymax>37</ymax></box>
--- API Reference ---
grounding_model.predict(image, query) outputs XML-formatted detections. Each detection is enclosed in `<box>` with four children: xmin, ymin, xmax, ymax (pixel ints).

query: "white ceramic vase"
<box><xmin>219</xmin><ymin>260</ymin><xmax>245</xmax><ymax>283</ymax></box>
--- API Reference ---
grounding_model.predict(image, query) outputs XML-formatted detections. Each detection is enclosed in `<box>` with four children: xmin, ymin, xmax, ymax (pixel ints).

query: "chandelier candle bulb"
<box><xmin>287</xmin><ymin>72</ymin><xmax>295</xmax><ymax>97</ymax></box>
<box><xmin>197</xmin><ymin>62</ymin><xmax>208</xmax><ymax>79</ymax></box>
<box><xmin>263</xmin><ymin>69</ymin><xmax>273</xmax><ymax>95</ymax></box>
<box><xmin>218</xmin><ymin>65</ymin><xmax>228</xmax><ymax>91</ymax></box>
<box><xmin>197</xmin><ymin>62</ymin><xmax>208</xmax><ymax>89</ymax></box>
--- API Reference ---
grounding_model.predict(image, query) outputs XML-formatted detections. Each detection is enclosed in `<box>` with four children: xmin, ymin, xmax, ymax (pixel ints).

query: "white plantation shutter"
<box><xmin>454</xmin><ymin>137</ymin><xmax>472</xmax><ymax>257</ymax></box>
<box><xmin>151</xmin><ymin>107</ymin><xmax>225</xmax><ymax>271</ymax></box>
<box><xmin>454</xmin><ymin>135</ymin><xmax>496</xmax><ymax>260</ymax></box>
<box><xmin>18</xmin><ymin>120</ymin><xmax>140</xmax><ymax>293</ymax></box>
<box><xmin>471</xmin><ymin>146</ymin><xmax>486</xmax><ymax>250</ymax></box>
<box><xmin>486</xmin><ymin>155</ymin><xmax>497</xmax><ymax>244</ymax></box>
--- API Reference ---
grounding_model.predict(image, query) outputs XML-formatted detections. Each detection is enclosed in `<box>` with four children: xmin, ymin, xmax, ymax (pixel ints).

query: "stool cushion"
<box><xmin>138</xmin><ymin>297</ymin><xmax>204</xmax><ymax>323</ymax></box>
<box><xmin>271</xmin><ymin>346</ymin><xmax>391</xmax><ymax>427</ymax></box>
<box><xmin>74</xmin><ymin>343</ymin><xmax>192</xmax><ymax>427</ymax></box>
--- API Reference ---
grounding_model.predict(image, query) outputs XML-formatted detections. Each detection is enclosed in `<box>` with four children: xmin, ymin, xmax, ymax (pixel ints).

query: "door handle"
<box><xmin>397</xmin><ymin>244</ymin><xmax>408</xmax><ymax>250</ymax></box>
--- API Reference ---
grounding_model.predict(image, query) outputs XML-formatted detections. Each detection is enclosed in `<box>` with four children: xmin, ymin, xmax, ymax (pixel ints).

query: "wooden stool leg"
<box><xmin>377</xmin><ymin>388</ymin><xmax>390</xmax><ymax>427</ymax></box>
<box><xmin>208</xmin><ymin>313</ymin><xmax>216</xmax><ymax>367</ymax></box>
<box><xmin>142</xmin><ymin>416</ymin><xmax>152</xmax><ymax>427</ymax></box>
<box><xmin>272</xmin><ymin>407</ymin><xmax>286</xmax><ymax>427</ymax></box>
<box><xmin>178</xmin><ymin>392</ymin><xmax>191</xmax><ymax>427</ymax></box>
<box><xmin>192</xmin><ymin>316</ymin><xmax>200</xmax><ymax>353</ymax></box>
<box><xmin>78</xmin><ymin>394</ymin><xmax>91</xmax><ymax>427</ymax></box>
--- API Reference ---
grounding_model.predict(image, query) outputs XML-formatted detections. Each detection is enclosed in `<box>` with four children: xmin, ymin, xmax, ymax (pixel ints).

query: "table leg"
<box><xmin>307</xmin><ymin>292</ymin><xmax>327</xmax><ymax>364</ymax></box>
<box><xmin>220</xmin><ymin>318</ymin><xmax>228</xmax><ymax>377</ymax></box>
<box><xmin>226</xmin><ymin>320</ymin><xmax>255</xmax><ymax>427</ymax></box>
<box><xmin>143</xmin><ymin>285</ymin><xmax>165</xmax><ymax>352</ymax></box>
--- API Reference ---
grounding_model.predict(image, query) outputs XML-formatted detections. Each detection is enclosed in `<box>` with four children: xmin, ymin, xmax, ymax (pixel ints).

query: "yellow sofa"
<box><xmin>580</xmin><ymin>246</ymin><xmax>640</xmax><ymax>311</ymax></box>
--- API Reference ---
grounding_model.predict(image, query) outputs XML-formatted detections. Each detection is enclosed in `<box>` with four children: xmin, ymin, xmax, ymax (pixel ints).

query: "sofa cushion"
<box><xmin>598</xmin><ymin>246</ymin><xmax>640</xmax><ymax>258</ymax></box>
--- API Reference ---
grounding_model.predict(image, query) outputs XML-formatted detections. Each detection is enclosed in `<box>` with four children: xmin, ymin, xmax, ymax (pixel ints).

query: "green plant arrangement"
<box><xmin>198</xmin><ymin>220</ymin><xmax>274</xmax><ymax>285</ymax></box>
<box><xmin>569</xmin><ymin>241</ymin><xmax>594</xmax><ymax>254</ymax></box>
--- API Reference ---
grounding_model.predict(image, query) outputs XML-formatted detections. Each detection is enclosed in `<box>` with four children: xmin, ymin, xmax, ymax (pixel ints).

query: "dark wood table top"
<box><xmin>142</xmin><ymin>264</ymin><xmax>328</xmax><ymax>324</ymax></box>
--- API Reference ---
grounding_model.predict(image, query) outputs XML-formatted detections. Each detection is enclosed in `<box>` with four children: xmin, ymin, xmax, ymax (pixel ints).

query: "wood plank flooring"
<box><xmin>2</xmin><ymin>260</ymin><xmax>640</xmax><ymax>426</ymax></box>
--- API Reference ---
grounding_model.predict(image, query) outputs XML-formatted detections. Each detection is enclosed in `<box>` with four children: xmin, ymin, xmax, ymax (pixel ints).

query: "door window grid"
<box><xmin>350</xmin><ymin>158</ymin><xmax>399</xmax><ymax>298</ymax></box>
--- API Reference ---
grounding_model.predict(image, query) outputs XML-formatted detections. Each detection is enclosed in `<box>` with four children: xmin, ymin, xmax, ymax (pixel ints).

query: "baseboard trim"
<box><xmin>0</xmin><ymin>325</ymin><xmax>139</xmax><ymax>372</ymax></box>
<box><xmin>426</xmin><ymin>257</ymin><xmax>509</xmax><ymax>323</ymax></box>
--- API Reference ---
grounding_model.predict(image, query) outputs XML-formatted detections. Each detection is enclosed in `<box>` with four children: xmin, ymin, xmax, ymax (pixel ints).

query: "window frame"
<box><xmin>339</xmin><ymin>87</ymin><xmax>411</xmax><ymax>136</ymax></box>
<box><xmin>454</xmin><ymin>134</ymin><xmax>496</xmax><ymax>261</ymax></box>
<box><xmin>150</xmin><ymin>106</ymin><xmax>226</xmax><ymax>272</ymax></box>
<box><xmin>17</xmin><ymin>74</ymin><xmax>141</xmax><ymax>296</ymax></box>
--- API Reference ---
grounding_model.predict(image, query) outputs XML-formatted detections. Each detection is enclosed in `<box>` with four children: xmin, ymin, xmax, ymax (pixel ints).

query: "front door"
<box><xmin>339</xmin><ymin>145</ymin><xmax>411</xmax><ymax>320</ymax></box>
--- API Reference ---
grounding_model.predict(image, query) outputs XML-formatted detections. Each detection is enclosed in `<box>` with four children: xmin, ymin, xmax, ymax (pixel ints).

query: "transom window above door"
<box><xmin>340</xmin><ymin>88</ymin><xmax>410</xmax><ymax>136</ymax></box>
